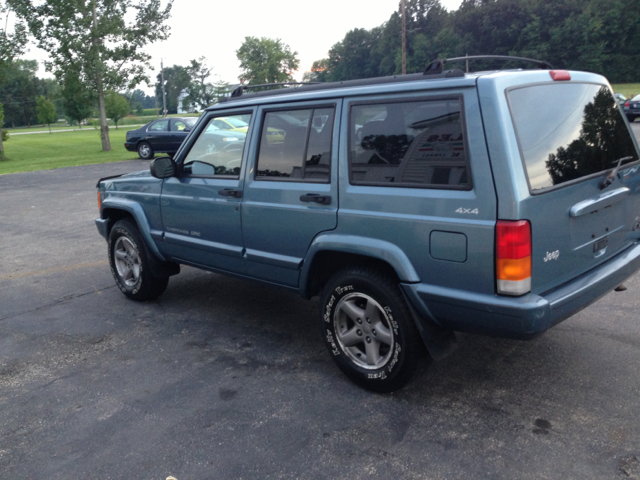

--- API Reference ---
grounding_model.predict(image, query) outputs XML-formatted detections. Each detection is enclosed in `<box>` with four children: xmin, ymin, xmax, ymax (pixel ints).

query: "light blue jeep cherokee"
<box><xmin>96</xmin><ymin>57</ymin><xmax>640</xmax><ymax>392</ymax></box>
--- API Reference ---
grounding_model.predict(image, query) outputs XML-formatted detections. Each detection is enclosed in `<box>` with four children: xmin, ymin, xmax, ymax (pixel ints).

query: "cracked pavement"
<box><xmin>1</xmin><ymin>146</ymin><xmax>640</xmax><ymax>479</ymax></box>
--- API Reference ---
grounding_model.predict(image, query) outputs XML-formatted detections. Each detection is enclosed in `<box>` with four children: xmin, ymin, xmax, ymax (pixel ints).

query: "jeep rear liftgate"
<box><xmin>507</xmin><ymin>81</ymin><xmax>640</xmax><ymax>295</ymax></box>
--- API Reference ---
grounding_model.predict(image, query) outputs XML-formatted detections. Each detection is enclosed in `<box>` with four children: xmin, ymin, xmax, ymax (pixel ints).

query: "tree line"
<box><xmin>307</xmin><ymin>0</ymin><xmax>640</xmax><ymax>84</ymax></box>
<box><xmin>0</xmin><ymin>55</ymin><xmax>228</xmax><ymax>129</ymax></box>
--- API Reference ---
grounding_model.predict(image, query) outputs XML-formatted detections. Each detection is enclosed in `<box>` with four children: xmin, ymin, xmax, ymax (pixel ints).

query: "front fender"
<box><xmin>299</xmin><ymin>233</ymin><xmax>420</xmax><ymax>298</ymax></box>
<box><xmin>99</xmin><ymin>197</ymin><xmax>166</xmax><ymax>262</ymax></box>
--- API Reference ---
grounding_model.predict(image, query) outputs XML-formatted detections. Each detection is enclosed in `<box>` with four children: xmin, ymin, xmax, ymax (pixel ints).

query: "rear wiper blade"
<box><xmin>600</xmin><ymin>156</ymin><xmax>635</xmax><ymax>189</ymax></box>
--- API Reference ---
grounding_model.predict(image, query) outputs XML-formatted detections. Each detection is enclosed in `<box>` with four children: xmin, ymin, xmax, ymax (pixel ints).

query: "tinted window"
<box><xmin>349</xmin><ymin>99</ymin><xmax>469</xmax><ymax>188</ymax></box>
<box><xmin>149</xmin><ymin>120</ymin><xmax>169</xmax><ymax>132</ymax></box>
<box><xmin>509</xmin><ymin>84</ymin><xmax>638</xmax><ymax>192</ymax></box>
<box><xmin>255</xmin><ymin>108</ymin><xmax>334</xmax><ymax>182</ymax></box>
<box><xmin>182</xmin><ymin>113</ymin><xmax>250</xmax><ymax>177</ymax></box>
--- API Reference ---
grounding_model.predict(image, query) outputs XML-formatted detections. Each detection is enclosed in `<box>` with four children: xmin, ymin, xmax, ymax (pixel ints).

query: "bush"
<box><xmin>2</xmin><ymin>130</ymin><xmax>8</xmax><ymax>141</ymax></box>
<box><xmin>142</xmin><ymin>108</ymin><xmax>160</xmax><ymax>116</ymax></box>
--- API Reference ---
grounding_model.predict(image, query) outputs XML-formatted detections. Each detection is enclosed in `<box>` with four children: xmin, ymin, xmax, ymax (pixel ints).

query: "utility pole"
<box><xmin>401</xmin><ymin>0</ymin><xmax>406</xmax><ymax>75</ymax></box>
<box><xmin>161</xmin><ymin>58</ymin><xmax>168</xmax><ymax>117</ymax></box>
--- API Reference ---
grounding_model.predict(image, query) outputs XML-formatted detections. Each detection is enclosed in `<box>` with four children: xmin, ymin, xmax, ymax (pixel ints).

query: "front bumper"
<box><xmin>402</xmin><ymin>241</ymin><xmax>640</xmax><ymax>339</ymax></box>
<box><xmin>95</xmin><ymin>217</ymin><xmax>109</xmax><ymax>240</ymax></box>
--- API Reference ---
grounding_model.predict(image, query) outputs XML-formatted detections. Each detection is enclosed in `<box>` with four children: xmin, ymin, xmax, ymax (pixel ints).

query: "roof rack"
<box><xmin>424</xmin><ymin>55</ymin><xmax>554</xmax><ymax>75</ymax></box>
<box><xmin>230</xmin><ymin>82</ymin><xmax>320</xmax><ymax>99</ymax></box>
<box><xmin>216</xmin><ymin>69</ymin><xmax>466</xmax><ymax>105</ymax></box>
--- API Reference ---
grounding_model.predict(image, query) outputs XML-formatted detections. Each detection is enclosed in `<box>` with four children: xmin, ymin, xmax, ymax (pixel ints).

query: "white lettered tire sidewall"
<box><xmin>109</xmin><ymin>223</ymin><xmax>143</xmax><ymax>295</ymax></box>
<box><xmin>107</xmin><ymin>218</ymin><xmax>169</xmax><ymax>301</ymax></box>
<box><xmin>320</xmin><ymin>268</ymin><xmax>424</xmax><ymax>392</ymax></box>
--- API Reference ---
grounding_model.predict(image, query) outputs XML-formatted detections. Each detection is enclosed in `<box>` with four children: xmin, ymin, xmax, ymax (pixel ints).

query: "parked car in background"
<box><xmin>211</xmin><ymin>116</ymin><xmax>249</xmax><ymax>133</ymax></box>
<box><xmin>125</xmin><ymin>117</ymin><xmax>198</xmax><ymax>160</ymax></box>
<box><xmin>200</xmin><ymin>123</ymin><xmax>247</xmax><ymax>154</ymax></box>
<box><xmin>624</xmin><ymin>94</ymin><xmax>640</xmax><ymax>122</ymax></box>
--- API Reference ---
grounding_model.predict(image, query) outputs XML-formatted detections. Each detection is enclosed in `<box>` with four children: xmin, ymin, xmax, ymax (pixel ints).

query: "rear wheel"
<box><xmin>108</xmin><ymin>219</ymin><xmax>168</xmax><ymax>301</ymax></box>
<box><xmin>320</xmin><ymin>266</ymin><xmax>428</xmax><ymax>392</ymax></box>
<box><xmin>627</xmin><ymin>115</ymin><xmax>636</xmax><ymax>123</ymax></box>
<box><xmin>137</xmin><ymin>142</ymin><xmax>154</xmax><ymax>160</ymax></box>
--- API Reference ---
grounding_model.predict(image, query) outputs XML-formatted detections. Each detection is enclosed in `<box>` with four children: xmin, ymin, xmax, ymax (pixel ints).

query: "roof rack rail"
<box><xmin>230</xmin><ymin>82</ymin><xmax>320</xmax><ymax>98</ymax></box>
<box><xmin>424</xmin><ymin>55</ymin><xmax>554</xmax><ymax>75</ymax></box>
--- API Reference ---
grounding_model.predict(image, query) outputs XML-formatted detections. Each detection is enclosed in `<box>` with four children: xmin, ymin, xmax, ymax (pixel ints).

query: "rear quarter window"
<box><xmin>508</xmin><ymin>83</ymin><xmax>638</xmax><ymax>192</ymax></box>
<box><xmin>348</xmin><ymin>98</ymin><xmax>471</xmax><ymax>189</ymax></box>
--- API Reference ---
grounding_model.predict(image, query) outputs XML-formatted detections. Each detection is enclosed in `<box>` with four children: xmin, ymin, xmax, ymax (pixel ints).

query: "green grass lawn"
<box><xmin>0</xmin><ymin>128</ymin><xmax>139</xmax><ymax>175</ymax></box>
<box><xmin>611</xmin><ymin>83</ymin><xmax>640</xmax><ymax>99</ymax></box>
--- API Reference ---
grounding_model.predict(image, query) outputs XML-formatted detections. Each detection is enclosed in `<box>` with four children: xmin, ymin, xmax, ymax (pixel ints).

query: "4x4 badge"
<box><xmin>455</xmin><ymin>208</ymin><xmax>479</xmax><ymax>214</ymax></box>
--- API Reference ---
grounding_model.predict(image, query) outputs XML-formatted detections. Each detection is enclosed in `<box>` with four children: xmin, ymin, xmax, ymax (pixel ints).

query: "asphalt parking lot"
<box><xmin>1</xmin><ymin>124</ymin><xmax>640</xmax><ymax>479</ymax></box>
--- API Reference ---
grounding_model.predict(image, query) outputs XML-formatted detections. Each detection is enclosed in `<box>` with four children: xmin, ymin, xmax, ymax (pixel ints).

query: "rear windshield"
<box><xmin>508</xmin><ymin>83</ymin><xmax>638</xmax><ymax>192</ymax></box>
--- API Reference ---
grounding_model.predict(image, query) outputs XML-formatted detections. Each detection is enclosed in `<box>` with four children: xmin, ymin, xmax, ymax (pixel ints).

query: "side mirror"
<box><xmin>150</xmin><ymin>156</ymin><xmax>176</xmax><ymax>179</ymax></box>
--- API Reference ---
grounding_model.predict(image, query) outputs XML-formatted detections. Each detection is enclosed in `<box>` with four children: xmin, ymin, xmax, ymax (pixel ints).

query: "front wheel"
<box><xmin>137</xmin><ymin>142</ymin><xmax>154</xmax><ymax>160</ymax></box>
<box><xmin>320</xmin><ymin>267</ymin><xmax>428</xmax><ymax>392</ymax></box>
<box><xmin>108</xmin><ymin>219</ymin><xmax>168</xmax><ymax>301</ymax></box>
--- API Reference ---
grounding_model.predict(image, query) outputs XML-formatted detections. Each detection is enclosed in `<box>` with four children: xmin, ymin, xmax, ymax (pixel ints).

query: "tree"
<box><xmin>9</xmin><ymin>0</ymin><xmax>173</xmax><ymax>151</ymax></box>
<box><xmin>104</xmin><ymin>91</ymin><xmax>129</xmax><ymax>128</ymax></box>
<box><xmin>35</xmin><ymin>95</ymin><xmax>56</xmax><ymax>132</ymax></box>
<box><xmin>126</xmin><ymin>88</ymin><xmax>154</xmax><ymax>113</ymax></box>
<box><xmin>0</xmin><ymin>59</ymin><xmax>39</xmax><ymax>128</ymax></box>
<box><xmin>184</xmin><ymin>56</ymin><xmax>217</xmax><ymax>109</ymax></box>
<box><xmin>59</xmin><ymin>68</ymin><xmax>93</xmax><ymax>129</ymax></box>
<box><xmin>236</xmin><ymin>37</ymin><xmax>300</xmax><ymax>85</ymax></box>
<box><xmin>154</xmin><ymin>65</ymin><xmax>190</xmax><ymax>114</ymax></box>
<box><xmin>0</xmin><ymin>2</ymin><xmax>27</xmax><ymax>159</ymax></box>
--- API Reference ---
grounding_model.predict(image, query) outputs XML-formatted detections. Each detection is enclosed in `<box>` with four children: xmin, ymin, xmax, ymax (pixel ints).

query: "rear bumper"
<box><xmin>402</xmin><ymin>241</ymin><xmax>640</xmax><ymax>339</ymax></box>
<box><xmin>124</xmin><ymin>143</ymin><xmax>136</xmax><ymax>152</ymax></box>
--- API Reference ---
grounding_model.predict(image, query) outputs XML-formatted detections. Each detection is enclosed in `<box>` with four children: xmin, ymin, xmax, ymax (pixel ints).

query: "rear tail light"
<box><xmin>625</xmin><ymin>101</ymin><xmax>630</xmax><ymax>107</ymax></box>
<box><xmin>496</xmin><ymin>220</ymin><xmax>531</xmax><ymax>296</ymax></box>
<box><xmin>97</xmin><ymin>190</ymin><xmax>102</xmax><ymax>211</ymax></box>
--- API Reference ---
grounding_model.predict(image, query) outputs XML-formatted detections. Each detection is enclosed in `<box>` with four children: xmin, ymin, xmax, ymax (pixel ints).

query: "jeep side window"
<box><xmin>181</xmin><ymin>113</ymin><xmax>251</xmax><ymax>177</ymax></box>
<box><xmin>348</xmin><ymin>99</ymin><xmax>470</xmax><ymax>189</ymax></box>
<box><xmin>255</xmin><ymin>107</ymin><xmax>334</xmax><ymax>182</ymax></box>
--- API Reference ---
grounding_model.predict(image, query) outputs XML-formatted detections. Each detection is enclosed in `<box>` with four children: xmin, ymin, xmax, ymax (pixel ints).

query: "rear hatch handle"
<box><xmin>570</xmin><ymin>187</ymin><xmax>629</xmax><ymax>217</ymax></box>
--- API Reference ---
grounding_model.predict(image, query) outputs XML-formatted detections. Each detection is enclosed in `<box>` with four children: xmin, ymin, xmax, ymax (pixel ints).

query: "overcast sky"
<box><xmin>25</xmin><ymin>0</ymin><xmax>463</xmax><ymax>94</ymax></box>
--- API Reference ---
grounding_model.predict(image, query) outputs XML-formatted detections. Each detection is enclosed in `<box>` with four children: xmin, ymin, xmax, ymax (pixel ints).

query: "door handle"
<box><xmin>218</xmin><ymin>189</ymin><xmax>243</xmax><ymax>198</ymax></box>
<box><xmin>300</xmin><ymin>193</ymin><xmax>331</xmax><ymax>205</ymax></box>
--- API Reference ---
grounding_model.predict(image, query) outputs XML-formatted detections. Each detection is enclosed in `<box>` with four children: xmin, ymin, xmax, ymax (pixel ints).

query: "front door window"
<box><xmin>182</xmin><ymin>113</ymin><xmax>251</xmax><ymax>177</ymax></box>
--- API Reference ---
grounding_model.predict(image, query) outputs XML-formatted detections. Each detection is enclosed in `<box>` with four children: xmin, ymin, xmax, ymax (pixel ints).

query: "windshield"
<box><xmin>508</xmin><ymin>83</ymin><xmax>638</xmax><ymax>192</ymax></box>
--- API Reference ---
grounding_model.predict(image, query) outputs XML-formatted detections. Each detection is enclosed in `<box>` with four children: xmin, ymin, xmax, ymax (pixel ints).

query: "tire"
<box><xmin>137</xmin><ymin>142</ymin><xmax>154</xmax><ymax>160</ymax></box>
<box><xmin>319</xmin><ymin>267</ymin><xmax>428</xmax><ymax>392</ymax></box>
<box><xmin>627</xmin><ymin>115</ymin><xmax>635</xmax><ymax>123</ymax></box>
<box><xmin>108</xmin><ymin>219</ymin><xmax>169</xmax><ymax>301</ymax></box>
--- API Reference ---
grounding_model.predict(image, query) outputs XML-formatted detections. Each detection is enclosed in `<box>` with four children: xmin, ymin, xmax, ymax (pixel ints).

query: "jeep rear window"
<box><xmin>348</xmin><ymin>98</ymin><xmax>470</xmax><ymax>189</ymax></box>
<box><xmin>508</xmin><ymin>83</ymin><xmax>638</xmax><ymax>192</ymax></box>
